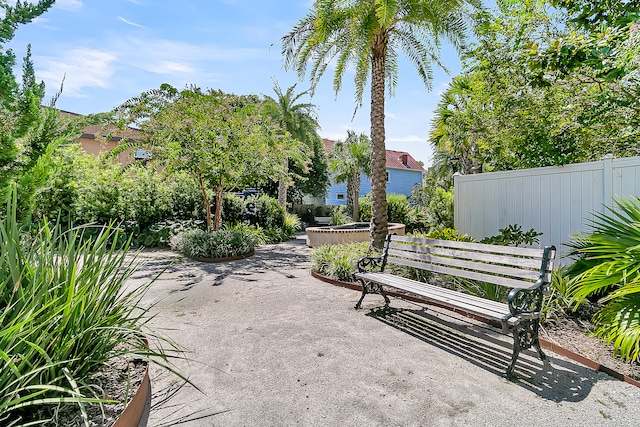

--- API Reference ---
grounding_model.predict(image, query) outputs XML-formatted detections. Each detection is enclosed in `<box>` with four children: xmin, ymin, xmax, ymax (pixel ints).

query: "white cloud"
<box><xmin>386</xmin><ymin>135</ymin><xmax>427</xmax><ymax>143</ymax></box>
<box><xmin>118</xmin><ymin>16</ymin><xmax>146</xmax><ymax>29</ymax></box>
<box><xmin>36</xmin><ymin>49</ymin><xmax>117</xmax><ymax>97</ymax></box>
<box><xmin>55</xmin><ymin>0</ymin><xmax>83</xmax><ymax>11</ymax></box>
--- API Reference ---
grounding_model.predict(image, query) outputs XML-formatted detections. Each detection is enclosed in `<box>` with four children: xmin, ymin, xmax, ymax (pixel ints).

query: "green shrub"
<box><xmin>170</xmin><ymin>228</ymin><xmax>255</xmax><ymax>259</ymax></box>
<box><xmin>481</xmin><ymin>224</ymin><xmax>542</xmax><ymax>247</ymax></box>
<box><xmin>0</xmin><ymin>190</ymin><xmax>178</xmax><ymax>424</ymax></box>
<box><xmin>282</xmin><ymin>212</ymin><xmax>302</xmax><ymax>236</ymax></box>
<box><xmin>166</xmin><ymin>171</ymin><xmax>207</xmax><ymax>221</ymax></box>
<box><xmin>386</xmin><ymin>193</ymin><xmax>411</xmax><ymax>224</ymax></box>
<box><xmin>250</xmin><ymin>195</ymin><xmax>286</xmax><ymax>229</ymax></box>
<box><xmin>330</xmin><ymin>205</ymin><xmax>352</xmax><ymax>225</ymax></box>
<box><xmin>124</xmin><ymin>165</ymin><xmax>171</xmax><ymax>231</ymax></box>
<box><xmin>137</xmin><ymin>219</ymin><xmax>206</xmax><ymax>248</ymax></box>
<box><xmin>567</xmin><ymin>196</ymin><xmax>640</xmax><ymax>362</ymax></box>
<box><xmin>222</xmin><ymin>194</ymin><xmax>246</xmax><ymax>225</ymax></box>
<box><xmin>542</xmin><ymin>266</ymin><xmax>574</xmax><ymax>324</ymax></box>
<box><xmin>312</xmin><ymin>242</ymin><xmax>371</xmax><ymax>282</ymax></box>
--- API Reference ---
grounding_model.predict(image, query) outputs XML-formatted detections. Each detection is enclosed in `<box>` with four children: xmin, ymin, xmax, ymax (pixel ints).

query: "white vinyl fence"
<box><xmin>454</xmin><ymin>156</ymin><xmax>640</xmax><ymax>262</ymax></box>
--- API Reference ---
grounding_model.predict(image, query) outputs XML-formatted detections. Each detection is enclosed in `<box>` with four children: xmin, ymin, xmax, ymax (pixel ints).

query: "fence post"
<box><xmin>453</xmin><ymin>172</ymin><xmax>461</xmax><ymax>231</ymax></box>
<box><xmin>602</xmin><ymin>154</ymin><xmax>614</xmax><ymax>211</ymax></box>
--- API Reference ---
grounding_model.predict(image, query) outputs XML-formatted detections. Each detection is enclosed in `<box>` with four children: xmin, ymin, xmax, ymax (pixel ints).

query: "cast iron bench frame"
<box><xmin>352</xmin><ymin>234</ymin><xmax>556</xmax><ymax>377</ymax></box>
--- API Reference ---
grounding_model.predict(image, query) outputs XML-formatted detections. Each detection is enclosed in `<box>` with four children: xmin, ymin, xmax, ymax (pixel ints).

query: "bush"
<box><xmin>481</xmin><ymin>224</ymin><xmax>542</xmax><ymax>247</ymax></box>
<box><xmin>330</xmin><ymin>205</ymin><xmax>352</xmax><ymax>225</ymax></box>
<box><xmin>567</xmin><ymin>196</ymin><xmax>640</xmax><ymax>362</ymax></box>
<box><xmin>312</xmin><ymin>242</ymin><xmax>371</xmax><ymax>282</ymax></box>
<box><xmin>166</xmin><ymin>171</ymin><xmax>206</xmax><ymax>221</ymax></box>
<box><xmin>358</xmin><ymin>193</ymin><xmax>411</xmax><ymax>225</ymax></box>
<box><xmin>170</xmin><ymin>228</ymin><xmax>255</xmax><ymax>259</ymax></box>
<box><xmin>0</xmin><ymin>190</ymin><xmax>176</xmax><ymax>424</ymax></box>
<box><xmin>137</xmin><ymin>219</ymin><xmax>206</xmax><ymax>248</ymax></box>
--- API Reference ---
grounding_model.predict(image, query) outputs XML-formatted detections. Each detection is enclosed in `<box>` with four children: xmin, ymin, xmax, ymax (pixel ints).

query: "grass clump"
<box><xmin>312</xmin><ymin>242</ymin><xmax>371</xmax><ymax>282</ymax></box>
<box><xmin>0</xmin><ymin>190</ymin><xmax>179</xmax><ymax>425</ymax></box>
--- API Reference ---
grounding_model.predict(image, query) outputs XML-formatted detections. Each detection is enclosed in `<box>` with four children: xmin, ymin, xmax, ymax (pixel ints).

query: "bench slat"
<box><xmin>388</xmin><ymin>247</ymin><xmax>541</xmax><ymax>281</ymax></box>
<box><xmin>387</xmin><ymin>256</ymin><xmax>541</xmax><ymax>290</ymax></box>
<box><xmin>354</xmin><ymin>272</ymin><xmax>516</xmax><ymax>321</ymax></box>
<box><xmin>387</xmin><ymin>242</ymin><xmax>545</xmax><ymax>271</ymax></box>
<box><xmin>390</xmin><ymin>235</ymin><xmax>546</xmax><ymax>258</ymax></box>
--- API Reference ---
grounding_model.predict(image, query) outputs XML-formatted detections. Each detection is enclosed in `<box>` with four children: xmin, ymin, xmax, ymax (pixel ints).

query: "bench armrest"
<box><xmin>356</xmin><ymin>255</ymin><xmax>386</xmax><ymax>273</ymax></box>
<box><xmin>507</xmin><ymin>280</ymin><xmax>544</xmax><ymax>316</ymax></box>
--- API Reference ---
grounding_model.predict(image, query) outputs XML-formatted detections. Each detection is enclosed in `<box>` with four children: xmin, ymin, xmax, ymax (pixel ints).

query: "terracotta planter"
<box><xmin>113</xmin><ymin>363</ymin><xmax>151</xmax><ymax>427</ymax></box>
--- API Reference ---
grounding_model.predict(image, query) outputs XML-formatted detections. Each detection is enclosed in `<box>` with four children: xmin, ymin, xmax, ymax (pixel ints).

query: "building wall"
<box><xmin>325</xmin><ymin>168</ymin><xmax>423</xmax><ymax>205</ymax></box>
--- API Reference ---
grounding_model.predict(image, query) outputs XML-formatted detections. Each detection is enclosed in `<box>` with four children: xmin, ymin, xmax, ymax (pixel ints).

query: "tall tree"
<box><xmin>264</xmin><ymin>80</ymin><xmax>322</xmax><ymax>207</ymax></box>
<box><xmin>1</xmin><ymin>1</ymin><xmax>82</xmax><ymax>218</ymax></box>
<box><xmin>328</xmin><ymin>130</ymin><xmax>371</xmax><ymax>221</ymax></box>
<box><xmin>114</xmin><ymin>85</ymin><xmax>303</xmax><ymax>231</ymax></box>
<box><xmin>282</xmin><ymin>0</ymin><xmax>474</xmax><ymax>249</ymax></box>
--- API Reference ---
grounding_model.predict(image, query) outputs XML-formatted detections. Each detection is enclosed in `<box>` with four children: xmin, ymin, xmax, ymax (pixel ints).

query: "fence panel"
<box><xmin>454</xmin><ymin>156</ymin><xmax>640</xmax><ymax>261</ymax></box>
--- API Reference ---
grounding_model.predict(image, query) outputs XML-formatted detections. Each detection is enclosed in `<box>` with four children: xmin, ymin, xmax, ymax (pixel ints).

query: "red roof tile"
<box><xmin>322</xmin><ymin>139</ymin><xmax>424</xmax><ymax>171</ymax></box>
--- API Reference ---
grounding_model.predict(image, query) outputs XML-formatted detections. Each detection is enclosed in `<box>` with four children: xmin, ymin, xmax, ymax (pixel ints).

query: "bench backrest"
<box><xmin>383</xmin><ymin>235</ymin><xmax>556</xmax><ymax>290</ymax></box>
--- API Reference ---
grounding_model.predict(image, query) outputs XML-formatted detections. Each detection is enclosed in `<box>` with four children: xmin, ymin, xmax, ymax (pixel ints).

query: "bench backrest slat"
<box><xmin>384</xmin><ymin>235</ymin><xmax>555</xmax><ymax>290</ymax></box>
<box><xmin>386</xmin><ymin>256</ymin><xmax>542</xmax><ymax>289</ymax></box>
<box><xmin>390</xmin><ymin>235</ymin><xmax>545</xmax><ymax>258</ymax></box>
<box><xmin>387</xmin><ymin>242</ymin><xmax>543</xmax><ymax>270</ymax></box>
<box><xmin>387</xmin><ymin>247</ymin><xmax>541</xmax><ymax>281</ymax></box>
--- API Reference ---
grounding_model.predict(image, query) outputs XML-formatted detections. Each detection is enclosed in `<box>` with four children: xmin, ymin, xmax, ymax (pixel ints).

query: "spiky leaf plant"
<box><xmin>0</xmin><ymin>189</ymin><xmax>184</xmax><ymax>425</ymax></box>
<box><xmin>567</xmin><ymin>196</ymin><xmax>640</xmax><ymax>362</ymax></box>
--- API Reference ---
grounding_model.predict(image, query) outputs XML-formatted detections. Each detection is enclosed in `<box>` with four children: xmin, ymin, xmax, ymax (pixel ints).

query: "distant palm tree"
<box><xmin>264</xmin><ymin>80</ymin><xmax>320</xmax><ymax>207</ymax></box>
<box><xmin>282</xmin><ymin>0</ymin><xmax>475</xmax><ymax>248</ymax></box>
<box><xmin>329</xmin><ymin>130</ymin><xmax>371</xmax><ymax>221</ymax></box>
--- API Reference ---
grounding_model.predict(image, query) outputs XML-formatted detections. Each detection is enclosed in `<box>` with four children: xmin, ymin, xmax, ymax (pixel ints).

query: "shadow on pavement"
<box><xmin>367</xmin><ymin>305</ymin><xmax>608</xmax><ymax>403</ymax></box>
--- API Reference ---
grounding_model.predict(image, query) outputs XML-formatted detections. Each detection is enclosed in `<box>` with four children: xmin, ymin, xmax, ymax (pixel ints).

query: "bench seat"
<box><xmin>352</xmin><ymin>234</ymin><xmax>556</xmax><ymax>377</ymax></box>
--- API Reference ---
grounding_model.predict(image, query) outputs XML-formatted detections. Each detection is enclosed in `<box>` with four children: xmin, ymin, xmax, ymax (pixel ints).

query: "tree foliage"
<box><xmin>1</xmin><ymin>1</ymin><xmax>82</xmax><ymax>219</ymax></box>
<box><xmin>328</xmin><ymin>130</ymin><xmax>371</xmax><ymax>221</ymax></box>
<box><xmin>282</xmin><ymin>0</ymin><xmax>476</xmax><ymax>248</ymax></box>
<box><xmin>429</xmin><ymin>0</ymin><xmax>640</xmax><ymax>174</ymax></box>
<box><xmin>114</xmin><ymin>85</ymin><xmax>303</xmax><ymax>230</ymax></box>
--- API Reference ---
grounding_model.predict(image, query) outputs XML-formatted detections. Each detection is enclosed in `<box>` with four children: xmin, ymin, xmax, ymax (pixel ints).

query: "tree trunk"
<box><xmin>277</xmin><ymin>159</ymin><xmax>288</xmax><ymax>208</ymax></box>
<box><xmin>197</xmin><ymin>174</ymin><xmax>212</xmax><ymax>231</ymax></box>
<box><xmin>213</xmin><ymin>181</ymin><xmax>223</xmax><ymax>231</ymax></box>
<box><xmin>369</xmin><ymin>37</ymin><xmax>389</xmax><ymax>250</ymax></box>
<box><xmin>351</xmin><ymin>171</ymin><xmax>360</xmax><ymax>221</ymax></box>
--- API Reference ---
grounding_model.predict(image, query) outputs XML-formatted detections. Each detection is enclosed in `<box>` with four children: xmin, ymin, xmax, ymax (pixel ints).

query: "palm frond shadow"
<box><xmin>366</xmin><ymin>305</ymin><xmax>610</xmax><ymax>402</ymax></box>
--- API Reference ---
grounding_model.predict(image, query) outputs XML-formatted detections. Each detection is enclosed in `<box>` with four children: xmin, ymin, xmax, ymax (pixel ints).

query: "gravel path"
<box><xmin>125</xmin><ymin>237</ymin><xmax>640</xmax><ymax>426</ymax></box>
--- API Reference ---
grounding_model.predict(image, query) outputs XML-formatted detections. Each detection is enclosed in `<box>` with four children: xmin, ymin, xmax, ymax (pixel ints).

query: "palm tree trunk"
<box><xmin>369</xmin><ymin>40</ymin><xmax>389</xmax><ymax>249</ymax></box>
<box><xmin>351</xmin><ymin>171</ymin><xmax>360</xmax><ymax>221</ymax></box>
<box><xmin>346</xmin><ymin>176</ymin><xmax>354</xmax><ymax>220</ymax></box>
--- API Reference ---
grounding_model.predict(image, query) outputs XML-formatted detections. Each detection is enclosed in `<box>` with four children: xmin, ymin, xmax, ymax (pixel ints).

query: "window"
<box><xmin>336</xmin><ymin>193</ymin><xmax>345</xmax><ymax>200</ymax></box>
<box><xmin>386</xmin><ymin>172</ymin><xmax>390</xmax><ymax>182</ymax></box>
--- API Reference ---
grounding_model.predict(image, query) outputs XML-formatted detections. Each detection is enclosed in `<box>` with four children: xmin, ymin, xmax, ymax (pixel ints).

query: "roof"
<box><xmin>322</xmin><ymin>139</ymin><xmax>424</xmax><ymax>171</ymax></box>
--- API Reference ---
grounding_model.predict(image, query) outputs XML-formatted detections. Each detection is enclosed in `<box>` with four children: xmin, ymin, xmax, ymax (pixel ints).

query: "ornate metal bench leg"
<box><xmin>506</xmin><ymin>327</ymin><xmax>521</xmax><ymax>378</ymax></box>
<box><xmin>532</xmin><ymin>321</ymin><xmax>546</xmax><ymax>361</ymax></box>
<box><xmin>354</xmin><ymin>282</ymin><xmax>367</xmax><ymax>310</ymax></box>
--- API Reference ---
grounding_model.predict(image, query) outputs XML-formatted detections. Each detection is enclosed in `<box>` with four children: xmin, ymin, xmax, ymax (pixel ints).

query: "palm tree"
<box><xmin>282</xmin><ymin>0</ymin><xmax>474</xmax><ymax>249</ymax></box>
<box><xmin>264</xmin><ymin>80</ymin><xmax>321</xmax><ymax>207</ymax></box>
<box><xmin>328</xmin><ymin>130</ymin><xmax>371</xmax><ymax>221</ymax></box>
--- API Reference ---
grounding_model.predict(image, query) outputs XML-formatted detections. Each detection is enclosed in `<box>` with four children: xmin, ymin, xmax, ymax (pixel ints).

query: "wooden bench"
<box><xmin>352</xmin><ymin>234</ymin><xmax>556</xmax><ymax>377</ymax></box>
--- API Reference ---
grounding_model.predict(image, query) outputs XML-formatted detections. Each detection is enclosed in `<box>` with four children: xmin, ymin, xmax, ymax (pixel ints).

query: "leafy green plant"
<box><xmin>481</xmin><ymin>224</ymin><xmax>542</xmax><ymax>247</ymax></box>
<box><xmin>567</xmin><ymin>196</ymin><xmax>640</xmax><ymax>362</ymax></box>
<box><xmin>137</xmin><ymin>219</ymin><xmax>206</xmax><ymax>248</ymax></box>
<box><xmin>330</xmin><ymin>205</ymin><xmax>352</xmax><ymax>225</ymax></box>
<box><xmin>170</xmin><ymin>228</ymin><xmax>255</xmax><ymax>259</ymax></box>
<box><xmin>312</xmin><ymin>242</ymin><xmax>371</xmax><ymax>282</ymax></box>
<box><xmin>542</xmin><ymin>265</ymin><xmax>575</xmax><ymax>324</ymax></box>
<box><xmin>0</xmin><ymin>190</ymin><xmax>182</xmax><ymax>424</ymax></box>
<box><xmin>224</xmin><ymin>222</ymin><xmax>267</xmax><ymax>245</ymax></box>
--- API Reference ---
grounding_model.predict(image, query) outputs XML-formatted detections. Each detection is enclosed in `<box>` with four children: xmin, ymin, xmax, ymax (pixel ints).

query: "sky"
<box><xmin>7</xmin><ymin>0</ymin><xmax>466</xmax><ymax>167</ymax></box>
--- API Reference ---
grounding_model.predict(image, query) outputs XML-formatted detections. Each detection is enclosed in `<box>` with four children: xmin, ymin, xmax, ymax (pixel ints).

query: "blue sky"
<box><xmin>8</xmin><ymin>0</ymin><xmax>465</xmax><ymax>166</ymax></box>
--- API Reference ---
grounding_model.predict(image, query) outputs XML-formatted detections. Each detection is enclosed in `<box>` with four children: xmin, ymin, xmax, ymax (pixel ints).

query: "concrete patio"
<box><xmin>125</xmin><ymin>236</ymin><xmax>640</xmax><ymax>426</ymax></box>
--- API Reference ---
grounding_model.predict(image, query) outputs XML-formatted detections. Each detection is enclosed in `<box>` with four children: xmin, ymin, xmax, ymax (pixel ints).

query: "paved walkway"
<box><xmin>125</xmin><ymin>236</ymin><xmax>640</xmax><ymax>426</ymax></box>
